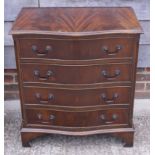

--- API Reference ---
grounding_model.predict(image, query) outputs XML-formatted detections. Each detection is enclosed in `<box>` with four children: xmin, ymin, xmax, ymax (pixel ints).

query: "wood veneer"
<box><xmin>11</xmin><ymin>7</ymin><xmax>142</xmax><ymax>147</ymax></box>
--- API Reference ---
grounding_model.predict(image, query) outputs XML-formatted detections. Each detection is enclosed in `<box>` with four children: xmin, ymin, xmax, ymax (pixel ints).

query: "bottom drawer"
<box><xmin>25</xmin><ymin>108</ymin><xmax>129</xmax><ymax>127</ymax></box>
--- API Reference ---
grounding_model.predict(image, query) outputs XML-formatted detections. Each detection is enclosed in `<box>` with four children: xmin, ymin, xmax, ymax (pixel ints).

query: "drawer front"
<box><xmin>23</xmin><ymin>86</ymin><xmax>131</xmax><ymax>106</ymax></box>
<box><xmin>19</xmin><ymin>38</ymin><xmax>134</xmax><ymax>60</ymax></box>
<box><xmin>25</xmin><ymin>108</ymin><xmax>129</xmax><ymax>127</ymax></box>
<box><xmin>21</xmin><ymin>63</ymin><xmax>132</xmax><ymax>84</ymax></box>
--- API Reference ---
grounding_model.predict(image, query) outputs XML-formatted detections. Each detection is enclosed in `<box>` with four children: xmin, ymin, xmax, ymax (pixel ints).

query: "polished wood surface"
<box><xmin>25</xmin><ymin>108</ymin><xmax>129</xmax><ymax>127</ymax></box>
<box><xmin>21</xmin><ymin>63</ymin><xmax>132</xmax><ymax>84</ymax></box>
<box><xmin>18</xmin><ymin>37</ymin><xmax>135</xmax><ymax>60</ymax></box>
<box><xmin>21</xmin><ymin>128</ymin><xmax>134</xmax><ymax>147</ymax></box>
<box><xmin>11</xmin><ymin>7</ymin><xmax>142</xmax><ymax>35</ymax></box>
<box><xmin>12</xmin><ymin>7</ymin><xmax>142</xmax><ymax>147</ymax></box>
<box><xmin>22</xmin><ymin>86</ymin><xmax>131</xmax><ymax>106</ymax></box>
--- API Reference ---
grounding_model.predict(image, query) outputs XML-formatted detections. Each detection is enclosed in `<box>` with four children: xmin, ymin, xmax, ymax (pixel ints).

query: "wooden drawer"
<box><xmin>25</xmin><ymin>108</ymin><xmax>129</xmax><ymax>127</ymax></box>
<box><xmin>20</xmin><ymin>63</ymin><xmax>132</xmax><ymax>84</ymax></box>
<box><xmin>19</xmin><ymin>37</ymin><xmax>134</xmax><ymax>60</ymax></box>
<box><xmin>23</xmin><ymin>86</ymin><xmax>131</xmax><ymax>106</ymax></box>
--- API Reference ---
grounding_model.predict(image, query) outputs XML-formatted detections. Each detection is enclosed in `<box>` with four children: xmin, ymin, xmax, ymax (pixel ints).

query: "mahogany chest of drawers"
<box><xmin>11</xmin><ymin>7</ymin><xmax>142</xmax><ymax>147</ymax></box>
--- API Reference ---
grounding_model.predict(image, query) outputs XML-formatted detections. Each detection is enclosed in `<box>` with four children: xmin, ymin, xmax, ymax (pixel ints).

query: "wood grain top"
<box><xmin>11</xmin><ymin>7</ymin><xmax>142</xmax><ymax>36</ymax></box>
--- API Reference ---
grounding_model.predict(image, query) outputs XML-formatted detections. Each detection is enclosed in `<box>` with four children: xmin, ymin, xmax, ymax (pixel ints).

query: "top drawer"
<box><xmin>18</xmin><ymin>37</ymin><xmax>135</xmax><ymax>60</ymax></box>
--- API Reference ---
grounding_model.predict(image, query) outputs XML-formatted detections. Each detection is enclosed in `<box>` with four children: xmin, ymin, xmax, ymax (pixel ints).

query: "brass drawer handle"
<box><xmin>100</xmin><ymin>114</ymin><xmax>106</xmax><ymax>120</ymax></box>
<box><xmin>100</xmin><ymin>114</ymin><xmax>118</xmax><ymax>124</ymax></box>
<box><xmin>101</xmin><ymin>69</ymin><xmax>121</xmax><ymax>80</ymax></box>
<box><xmin>32</xmin><ymin>45</ymin><xmax>52</xmax><ymax>56</ymax></box>
<box><xmin>101</xmin><ymin>93</ymin><xmax>119</xmax><ymax>104</ymax></box>
<box><xmin>34</xmin><ymin>70</ymin><xmax>54</xmax><ymax>81</ymax></box>
<box><xmin>49</xmin><ymin>114</ymin><xmax>55</xmax><ymax>120</ymax></box>
<box><xmin>35</xmin><ymin>93</ymin><xmax>54</xmax><ymax>104</ymax></box>
<box><xmin>102</xmin><ymin>45</ymin><xmax>122</xmax><ymax>55</ymax></box>
<box><xmin>37</xmin><ymin>113</ymin><xmax>42</xmax><ymax>120</ymax></box>
<box><xmin>112</xmin><ymin>114</ymin><xmax>118</xmax><ymax>120</ymax></box>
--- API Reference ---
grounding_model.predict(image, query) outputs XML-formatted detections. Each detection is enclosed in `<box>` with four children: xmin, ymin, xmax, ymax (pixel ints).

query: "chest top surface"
<box><xmin>11</xmin><ymin>7</ymin><xmax>142</xmax><ymax>36</ymax></box>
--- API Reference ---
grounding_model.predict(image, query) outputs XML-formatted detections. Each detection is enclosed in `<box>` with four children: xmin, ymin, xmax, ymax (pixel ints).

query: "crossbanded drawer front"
<box><xmin>22</xmin><ymin>86</ymin><xmax>131</xmax><ymax>106</ymax></box>
<box><xmin>20</xmin><ymin>63</ymin><xmax>132</xmax><ymax>84</ymax></box>
<box><xmin>18</xmin><ymin>37</ymin><xmax>134</xmax><ymax>60</ymax></box>
<box><xmin>25</xmin><ymin>108</ymin><xmax>129</xmax><ymax>127</ymax></box>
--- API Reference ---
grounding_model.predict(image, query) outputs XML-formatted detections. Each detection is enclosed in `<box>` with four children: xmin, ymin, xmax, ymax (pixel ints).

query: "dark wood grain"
<box><xmin>21</xmin><ymin>132</ymin><xmax>46</xmax><ymax>147</ymax></box>
<box><xmin>18</xmin><ymin>37</ymin><xmax>135</xmax><ymax>60</ymax></box>
<box><xmin>21</xmin><ymin>128</ymin><xmax>134</xmax><ymax>147</ymax></box>
<box><xmin>20</xmin><ymin>63</ymin><xmax>132</xmax><ymax>84</ymax></box>
<box><xmin>11</xmin><ymin>7</ymin><xmax>142</xmax><ymax>147</ymax></box>
<box><xmin>25</xmin><ymin>107</ymin><xmax>129</xmax><ymax>127</ymax></box>
<box><xmin>22</xmin><ymin>86</ymin><xmax>131</xmax><ymax>107</ymax></box>
<box><xmin>11</xmin><ymin>7</ymin><xmax>142</xmax><ymax>36</ymax></box>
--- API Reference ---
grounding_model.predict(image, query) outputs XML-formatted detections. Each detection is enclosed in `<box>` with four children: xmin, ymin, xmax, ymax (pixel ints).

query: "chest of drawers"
<box><xmin>11</xmin><ymin>7</ymin><xmax>142</xmax><ymax>147</ymax></box>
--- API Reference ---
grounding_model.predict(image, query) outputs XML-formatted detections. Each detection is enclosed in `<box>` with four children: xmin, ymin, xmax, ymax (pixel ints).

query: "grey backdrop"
<box><xmin>4</xmin><ymin>0</ymin><xmax>150</xmax><ymax>68</ymax></box>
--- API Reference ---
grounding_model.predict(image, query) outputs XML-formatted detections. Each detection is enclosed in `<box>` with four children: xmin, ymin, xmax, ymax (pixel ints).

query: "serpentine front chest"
<box><xmin>11</xmin><ymin>7</ymin><xmax>142</xmax><ymax>147</ymax></box>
